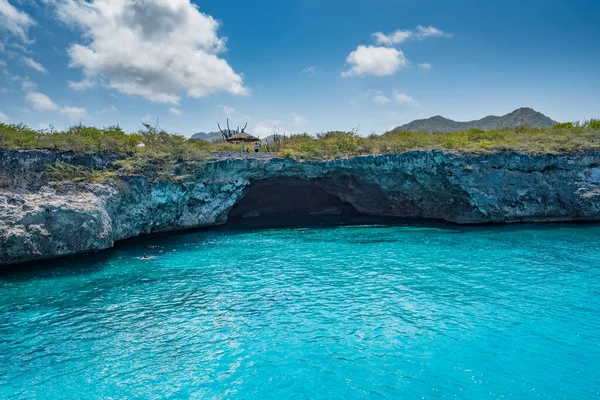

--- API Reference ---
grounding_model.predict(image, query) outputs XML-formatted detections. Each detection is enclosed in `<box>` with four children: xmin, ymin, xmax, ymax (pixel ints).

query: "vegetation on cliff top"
<box><xmin>1</xmin><ymin>120</ymin><xmax>600</xmax><ymax>163</ymax></box>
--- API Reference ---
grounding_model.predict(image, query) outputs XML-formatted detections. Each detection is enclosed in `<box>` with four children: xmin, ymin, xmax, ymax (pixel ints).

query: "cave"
<box><xmin>227</xmin><ymin>178</ymin><xmax>362</xmax><ymax>226</ymax></box>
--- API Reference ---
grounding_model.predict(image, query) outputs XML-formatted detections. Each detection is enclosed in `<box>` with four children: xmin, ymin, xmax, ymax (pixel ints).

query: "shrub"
<box><xmin>553</xmin><ymin>122</ymin><xmax>578</xmax><ymax>129</ymax></box>
<box><xmin>584</xmin><ymin>119</ymin><xmax>600</xmax><ymax>130</ymax></box>
<box><xmin>280</xmin><ymin>149</ymin><xmax>296</xmax><ymax>158</ymax></box>
<box><xmin>46</xmin><ymin>162</ymin><xmax>116</xmax><ymax>183</ymax></box>
<box><xmin>2</xmin><ymin>118</ymin><xmax>600</xmax><ymax>165</ymax></box>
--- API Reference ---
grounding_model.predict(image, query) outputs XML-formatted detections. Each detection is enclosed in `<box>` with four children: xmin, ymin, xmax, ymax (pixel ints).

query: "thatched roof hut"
<box><xmin>225</xmin><ymin>132</ymin><xmax>260</xmax><ymax>143</ymax></box>
<box><xmin>226</xmin><ymin>132</ymin><xmax>260</xmax><ymax>152</ymax></box>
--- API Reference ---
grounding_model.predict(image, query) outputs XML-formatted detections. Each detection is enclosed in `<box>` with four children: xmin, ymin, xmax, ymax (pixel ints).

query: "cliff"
<box><xmin>2</xmin><ymin>149</ymin><xmax>600</xmax><ymax>265</ymax></box>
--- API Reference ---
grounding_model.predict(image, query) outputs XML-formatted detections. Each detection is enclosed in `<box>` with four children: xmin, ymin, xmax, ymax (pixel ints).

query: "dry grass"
<box><xmin>2</xmin><ymin>120</ymin><xmax>599</xmax><ymax>164</ymax></box>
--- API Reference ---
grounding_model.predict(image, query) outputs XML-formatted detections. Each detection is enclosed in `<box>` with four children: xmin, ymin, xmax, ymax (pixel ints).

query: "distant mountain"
<box><xmin>396</xmin><ymin>108</ymin><xmax>558</xmax><ymax>132</ymax></box>
<box><xmin>190</xmin><ymin>131</ymin><xmax>222</xmax><ymax>142</ymax></box>
<box><xmin>261</xmin><ymin>135</ymin><xmax>278</xmax><ymax>143</ymax></box>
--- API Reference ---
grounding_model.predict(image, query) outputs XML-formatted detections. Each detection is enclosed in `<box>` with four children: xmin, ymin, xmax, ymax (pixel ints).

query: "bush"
<box><xmin>553</xmin><ymin>122</ymin><xmax>578</xmax><ymax>130</ymax></box>
<box><xmin>2</xmin><ymin>119</ymin><xmax>600</xmax><ymax>164</ymax></box>
<box><xmin>46</xmin><ymin>162</ymin><xmax>116</xmax><ymax>183</ymax></box>
<box><xmin>584</xmin><ymin>119</ymin><xmax>600</xmax><ymax>130</ymax></box>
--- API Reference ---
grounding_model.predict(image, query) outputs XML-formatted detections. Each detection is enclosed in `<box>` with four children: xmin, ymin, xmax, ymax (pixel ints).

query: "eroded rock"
<box><xmin>2</xmin><ymin>150</ymin><xmax>600</xmax><ymax>265</ymax></box>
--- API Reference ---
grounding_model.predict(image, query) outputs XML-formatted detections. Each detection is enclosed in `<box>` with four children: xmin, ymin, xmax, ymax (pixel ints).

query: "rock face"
<box><xmin>2</xmin><ymin>149</ymin><xmax>600</xmax><ymax>265</ymax></box>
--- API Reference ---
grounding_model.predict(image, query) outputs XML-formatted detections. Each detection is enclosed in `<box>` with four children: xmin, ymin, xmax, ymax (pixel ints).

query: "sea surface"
<box><xmin>1</xmin><ymin>222</ymin><xmax>599</xmax><ymax>399</ymax></box>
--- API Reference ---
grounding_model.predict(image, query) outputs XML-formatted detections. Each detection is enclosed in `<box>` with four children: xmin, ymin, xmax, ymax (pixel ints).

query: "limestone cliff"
<box><xmin>2</xmin><ymin>149</ymin><xmax>600</xmax><ymax>265</ymax></box>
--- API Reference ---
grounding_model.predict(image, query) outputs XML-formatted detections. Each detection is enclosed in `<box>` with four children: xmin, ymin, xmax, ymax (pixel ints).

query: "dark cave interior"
<box><xmin>227</xmin><ymin>178</ymin><xmax>360</xmax><ymax>223</ymax></box>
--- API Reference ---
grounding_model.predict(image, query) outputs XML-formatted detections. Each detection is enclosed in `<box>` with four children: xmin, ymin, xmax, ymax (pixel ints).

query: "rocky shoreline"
<box><xmin>2</xmin><ymin>149</ymin><xmax>600</xmax><ymax>265</ymax></box>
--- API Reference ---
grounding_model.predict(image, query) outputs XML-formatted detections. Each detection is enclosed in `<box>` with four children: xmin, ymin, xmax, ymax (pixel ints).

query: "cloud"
<box><xmin>342</xmin><ymin>45</ymin><xmax>407</xmax><ymax>77</ymax></box>
<box><xmin>372</xmin><ymin>30</ymin><xmax>412</xmax><ymax>45</ymax></box>
<box><xmin>21</xmin><ymin>78</ymin><xmax>36</xmax><ymax>91</ymax></box>
<box><xmin>221</xmin><ymin>105</ymin><xmax>234</xmax><ymax>117</ymax></box>
<box><xmin>7</xmin><ymin>73</ymin><xmax>37</xmax><ymax>91</ymax></box>
<box><xmin>0</xmin><ymin>109</ymin><xmax>9</xmax><ymax>122</ymax></box>
<box><xmin>373</xmin><ymin>95</ymin><xmax>391</xmax><ymax>104</ymax></box>
<box><xmin>26</xmin><ymin>91</ymin><xmax>88</xmax><ymax>118</ymax></box>
<box><xmin>68</xmin><ymin>79</ymin><xmax>95</xmax><ymax>91</ymax></box>
<box><xmin>415</xmin><ymin>25</ymin><xmax>453</xmax><ymax>39</ymax></box>
<box><xmin>22</xmin><ymin>57</ymin><xmax>48</xmax><ymax>74</ymax></box>
<box><xmin>373</xmin><ymin>25</ymin><xmax>452</xmax><ymax>45</ymax></box>
<box><xmin>26</xmin><ymin>91</ymin><xmax>59</xmax><ymax>111</ymax></box>
<box><xmin>55</xmin><ymin>0</ymin><xmax>247</xmax><ymax>103</ymax></box>
<box><xmin>393</xmin><ymin>90</ymin><xmax>418</xmax><ymax>106</ymax></box>
<box><xmin>169</xmin><ymin>107</ymin><xmax>181</xmax><ymax>116</ymax></box>
<box><xmin>292</xmin><ymin>113</ymin><xmax>307</xmax><ymax>124</ymax></box>
<box><xmin>418</xmin><ymin>62</ymin><xmax>432</xmax><ymax>70</ymax></box>
<box><xmin>253</xmin><ymin>118</ymin><xmax>283</xmax><ymax>137</ymax></box>
<box><xmin>301</xmin><ymin>66</ymin><xmax>317</xmax><ymax>75</ymax></box>
<box><xmin>60</xmin><ymin>106</ymin><xmax>87</xmax><ymax>120</ymax></box>
<box><xmin>0</xmin><ymin>0</ymin><xmax>35</xmax><ymax>42</ymax></box>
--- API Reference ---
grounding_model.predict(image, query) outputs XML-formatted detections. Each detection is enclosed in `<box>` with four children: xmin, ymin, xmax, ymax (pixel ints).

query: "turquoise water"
<box><xmin>1</xmin><ymin>222</ymin><xmax>600</xmax><ymax>399</ymax></box>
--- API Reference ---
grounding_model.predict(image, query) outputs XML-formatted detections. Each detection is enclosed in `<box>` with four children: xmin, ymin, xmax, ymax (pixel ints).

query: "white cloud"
<box><xmin>301</xmin><ymin>66</ymin><xmax>317</xmax><ymax>75</ymax></box>
<box><xmin>418</xmin><ymin>62</ymin><xmax>432</xmax><ymax>70</ymax></box>
<box><xmin>373</xmin><ymin>30</ymin><xmax>412</xmax><ymax>45</ymax></box>
<box><xmin>221</xmin><ymin>105</ymin><xmax>235</xmax><ymax>117</ymax></box>
<box><xmin>7</xmin><ymin>42</ymin><xmax>32</xmax><ymax>55</ymax></box>
<box><xmin>68</xmin><ymin>79</ymin><xmax>95</xmax><ymax>91</ymax></box>
<box><xmin>415</xmin><ymin>25</ymin><xmax>453</xmax><ymax>39</ymax></box>
<box><xmin>0</xmin><ymin>109</ymin><xmax>9</xmax><ymax>122</ymax></box>
<box><xmin>22</xmin><ymin>57</ymin><xmax>47</xmax><ymax>74</ymax></box>
<box><xmin>21</xmin><ymin>79</ymin><xmax>36</xmax><ymax>91</ymax></box>
<box><xmin>253</xmin><ymin>119</ymin><xmax>283</xmax><ymax>137</ymax></box>
<box><xmin>56</xmin><ymin>0</ymin><xmax>247</xmax><ymax>103</ymax></box>
<box><xmin>7</xmin><ymin>73</ymin><xmax>36</xmax><ymax>91</ymax></box>
<box><xmin>0</xmin><ymin>0</ymin><xmax>35</xmax><ymax>42</ymax></box>
<box><xmin>26</xmin><ymin>91</ymin><xmax>88</xmax><ymax>118</ymax></box>
<box><xmin>372</xmin><ymin>25</ymin><xmax>452</xmax><ymax>45</ymax></box>
<box><xmin>169</xmin><ymin>107</ymin><xmax>181</xmax><ymax>116</ymax></box>
<box><xmin>26</xmin><ymin>91</ymin><xmax>59</xmax><ymax>111</ymax></box>
<box><xmin>60</xmin><ymin>106</ymin><xmax>87</xmax><ymax>120</ymax></box>
<box><xmin>393</xmin><ymin>90</ymin><xmax>418</xmax><ymax>106</ymax></box>
<box><xmin>342</xmin><ymin>45</ymin><xmax>407</xmax><ymax>77</ymax></box>
<box><xmin>373</xmin><ymin>95</ymin><xmax>391</xmax><ymax>104</ymax></box>
<box><xmin>292</xmin><ymin>113</ymin><xmax>307</xmax><ymax>124</ymax></box>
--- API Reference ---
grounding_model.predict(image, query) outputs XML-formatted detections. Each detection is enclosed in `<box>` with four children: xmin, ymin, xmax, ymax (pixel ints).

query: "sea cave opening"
<box><xmin>226</xmin><ymin>178</ymin><xmax>363</xmax><ymax>228</ymax></box>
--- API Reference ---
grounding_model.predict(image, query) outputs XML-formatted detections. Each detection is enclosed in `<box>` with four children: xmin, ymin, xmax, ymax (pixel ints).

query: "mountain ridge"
<box><xmin>190</xmin><ymin>131</ymin><xmax>222</xmax><ymax>142</ymax></box>
<box><xmin>396</xmin><ymin>107</ymin><xmax>558</xmax><ymax>132</ymax></box>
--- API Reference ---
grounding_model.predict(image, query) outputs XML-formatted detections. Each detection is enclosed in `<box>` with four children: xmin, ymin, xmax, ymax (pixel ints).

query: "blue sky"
<box><xmin>1</xmin><ymin>0</ymin><xmax>599</xmax><ymax>137</ymax></box>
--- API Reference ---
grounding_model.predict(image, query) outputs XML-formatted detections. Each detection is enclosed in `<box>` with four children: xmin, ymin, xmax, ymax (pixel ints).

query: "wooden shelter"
<box><xmin>226</xmin><ymin>131</ymin><xmax>260</xmax><ymax>152</ymax></box>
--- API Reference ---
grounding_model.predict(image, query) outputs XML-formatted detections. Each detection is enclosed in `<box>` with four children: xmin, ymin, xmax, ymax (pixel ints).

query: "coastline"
<box><xmin>2</xmin><ymin>149</ymin><xmax>600</xmax><ymax>266</ymax></box>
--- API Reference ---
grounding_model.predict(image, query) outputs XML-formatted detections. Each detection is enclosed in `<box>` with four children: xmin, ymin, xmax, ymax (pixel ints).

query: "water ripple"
<box><xmin>1</xmin><ymin>223</ymin><xmax>600</xmax><ymax>399</ymax></box>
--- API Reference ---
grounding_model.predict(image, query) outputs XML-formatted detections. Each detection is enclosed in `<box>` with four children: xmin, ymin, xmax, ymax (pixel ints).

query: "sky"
<box><xmin>0</xmin><ymin>0</ymin><xmax>599</xmax><ymax>137</ymax></box>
